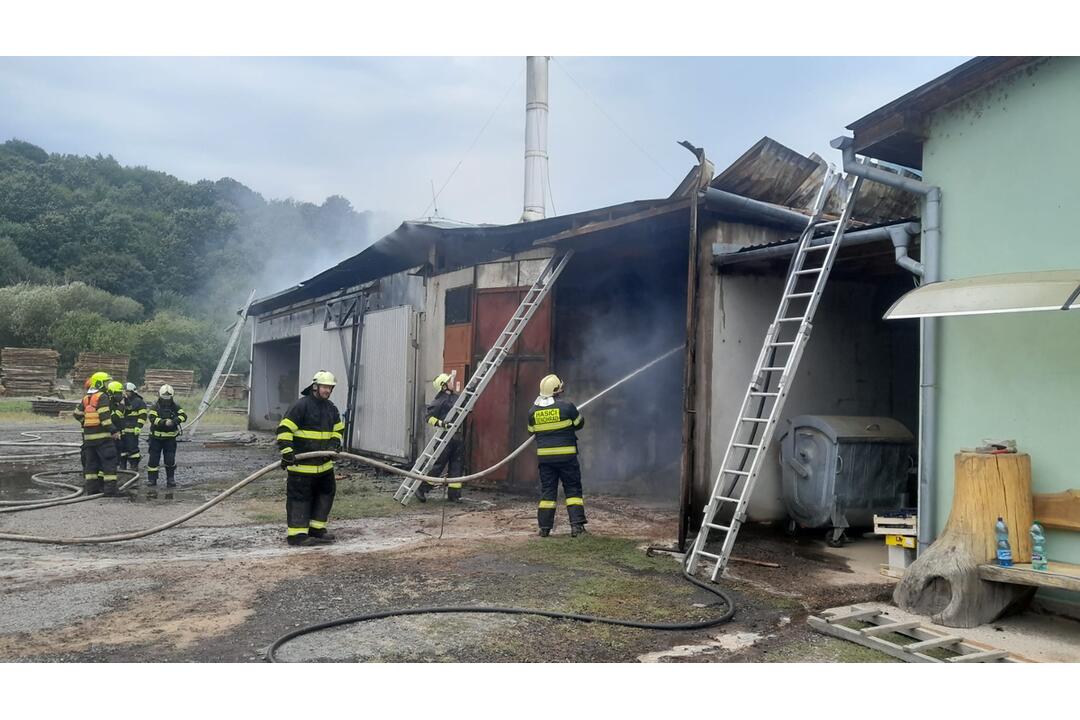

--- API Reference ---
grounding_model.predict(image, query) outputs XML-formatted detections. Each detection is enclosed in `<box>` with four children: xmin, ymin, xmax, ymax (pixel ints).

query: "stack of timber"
<box><xmin>0</xmin><ymin>348</ymin><xmax>60</xmax><ymax>396</ymax></box>
<box><xmin>217</xmin><ymin>374</ymin><xmax>248</xmax><ymax>401</ymax></box>
<box><xmin>30</xmin><ymin>397</ymin><xmax>80</xmax><ymax>416</ymax></box>
<box><xmin>143</xmin><ymin>369</ymin><xmax>196</xmax><ymax>396</ymax></box>
<box><xmin>73</xmin><ymin>353</ymin><xmax>129</xmax><ymax>384</ymax></box>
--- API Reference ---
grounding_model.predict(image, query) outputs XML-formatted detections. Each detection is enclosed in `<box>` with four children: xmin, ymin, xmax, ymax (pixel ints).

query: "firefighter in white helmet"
<box><xmin>119</xmin><ymin>382</ymin><xmax>147</xmax><ymax>470</ymax></box>
<box><xmin>277</xmin><ymin>370</ymin><xmax>344</xmax><ymax>546</ymax></box>
<box><xmin>527</xmin><ymin>373</ymin><xmax>587</xmax><ymax>537</ymax></box>
<box><xmin>416</xmin><ymin>372</ymin><xmax>465</xmax><ymax>502</ymax></box>
<box><xmin>147</xmin><ymin>384</ymin><xmax>187</xmax><ymax>487</ymax></box>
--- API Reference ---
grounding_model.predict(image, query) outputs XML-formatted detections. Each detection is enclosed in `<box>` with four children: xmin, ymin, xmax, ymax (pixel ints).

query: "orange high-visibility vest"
<box><xmin>81</xmin><ymin>391</ymin><xmax>105</xmax><ymax>427</ymax></box>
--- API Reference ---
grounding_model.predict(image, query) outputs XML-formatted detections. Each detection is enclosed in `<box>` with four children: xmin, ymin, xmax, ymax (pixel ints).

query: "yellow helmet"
<box><xmin>89</xmin><ymin>371</ymin><xmax>110</xmax><ymax>390</ymax></box>
<box><xmin>432</xmin><ymin>373</ymin><xmax>451</xmax><ymax>392</ymax></box>
<box><xmin>312</xmin><ymin>370</ymin><xmax>337</xmax><ymax>387</ymax></box>
<box><xmin>106</xmin><ymin>380</ymin><xmax>123</xmax><ymax>394</ymax></box>
<box><xmin>159</xmin><ymin>384</ymin><xmax>174</xmax><ymax>398</ymax></box>
<box><xmin>539</xmin><ymin>374</ymin><xmax>563</xmax><ymax>398</ymax></box>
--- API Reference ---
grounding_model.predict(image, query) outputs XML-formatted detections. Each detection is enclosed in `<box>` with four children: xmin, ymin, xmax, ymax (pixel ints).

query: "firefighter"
<box><xmin>120</xmin><ymin>382</ymin><xmax>147</xmax><ymax>470</ymax></box>
<box><xmin>107</xmin><ymin>379</ymin><xmax>126</xmax><ymax>470</ymax></box>
<box><xmin>527</xmin><ymin>373</ymin><xmax>587</xmax><ymax>537</ymax></box>
<box><xmin>146</xmin><ymin>384</ymin><xmax>187</xmax><ymax>487</ymax></box>
<box><xmin>72</xmin><ymin>371</ymin><xmax>123</xmax><ymax>496</ymax></box>
<box><xmin>277</xmin><ymin>370</ymin><xmax>344</xmax><ymax>546</ymax></box>
<box><xmin>415</xmin><ymin>372</ymin><xmax>464</xmax><ymax>503</ymax></box>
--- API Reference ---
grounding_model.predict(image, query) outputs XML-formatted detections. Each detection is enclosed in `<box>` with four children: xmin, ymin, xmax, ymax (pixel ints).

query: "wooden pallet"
<box><xmin>808</xmin><ymin>605</ymin><xmax>1031</xmax><ymax>663</ymax></box>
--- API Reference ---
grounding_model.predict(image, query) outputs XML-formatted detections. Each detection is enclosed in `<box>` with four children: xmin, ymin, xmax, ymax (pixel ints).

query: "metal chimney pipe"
<box><xmin>521</xmin><ymin>56</ymin><xmax>549</xmax><ymax>222</ymax></box>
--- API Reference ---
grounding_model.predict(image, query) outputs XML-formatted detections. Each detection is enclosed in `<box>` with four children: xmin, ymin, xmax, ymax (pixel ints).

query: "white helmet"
<box><xmin>159</xmin><ymin>384</ymin><xmax>174</xmax><ymax>398</ymax></box>
<box><xmin>125</xmin><ymin>382</ymin><xmax>137</xmax><ymax>392</ymax></box>
<box><xmin>312</xmin><ymin>370</ymin><xmax>337</xmax><ymax>386</ymax></box>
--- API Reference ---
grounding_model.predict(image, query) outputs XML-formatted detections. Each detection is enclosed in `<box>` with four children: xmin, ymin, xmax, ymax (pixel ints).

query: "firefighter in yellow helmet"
<box><xmin>106</xmin><ymin>379</ymin><xmax>127</xmax><ymax>472</ymax></box>
<box><xmin>277</xmin><ymin>370</ymin><xmax>344</xmax><ymax>546</ymax></box>
<box><xmin>72</xmin><ymin>372</ymin><xmax>123</xmax><ymax>496</ymax></box>
<box><xmin>527</xmin><ymin>373</ymin><xmax>587</xmax><ymax>537</ymax></box>
<box><xmin>147</xmin><ymin>384</ymin><xmax>187</xmax><ymax>487</ymax></box>
<box><xmin>119</xmin><ymin>382</ymin><xmax>148</xmax><ymax>470</ymax></box>
<box><xmin>415</xmin><ymin>372</ymin><xmax>465</xmax><ymax>503</ymax></box>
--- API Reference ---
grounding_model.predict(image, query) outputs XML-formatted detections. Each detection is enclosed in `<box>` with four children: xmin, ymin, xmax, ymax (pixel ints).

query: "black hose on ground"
<box><xmin>265</xmin><ymin>568</ymin><xmax>735</xmax><ymax>662</ymax></box>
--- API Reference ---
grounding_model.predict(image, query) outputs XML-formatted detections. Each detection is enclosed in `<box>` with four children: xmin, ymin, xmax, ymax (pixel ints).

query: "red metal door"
<box><xmin>469</xmin><ymin>288</ymin><xmax>552</xmax><ymax>488</ymax></box>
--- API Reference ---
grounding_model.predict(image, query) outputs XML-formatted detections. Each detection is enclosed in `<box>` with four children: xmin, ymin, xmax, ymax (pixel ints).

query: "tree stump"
<box><xmin>894</xmin><ymin>452</ymin><xmax>1036</xmax><ymax>627</ymax></box>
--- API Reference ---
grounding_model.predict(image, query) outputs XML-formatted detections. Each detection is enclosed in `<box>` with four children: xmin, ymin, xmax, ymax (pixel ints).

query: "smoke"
<box><xmin>553</xmin><ymin>243</ymin><xmax>688</xmax><ymax>501</ymax></box>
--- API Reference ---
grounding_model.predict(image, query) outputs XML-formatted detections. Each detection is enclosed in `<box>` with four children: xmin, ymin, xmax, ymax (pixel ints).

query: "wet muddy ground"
<box><xmin>0</xmin><ymin>421</ymin><xmax>901</xmax><ymax>663</ymax></box>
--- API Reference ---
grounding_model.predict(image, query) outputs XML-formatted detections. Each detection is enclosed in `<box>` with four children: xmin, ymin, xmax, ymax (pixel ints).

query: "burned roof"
<box><xmin>847</xmin><ymin>56</ymin><xmax>1043</xmax><ymax>169</ymax></box>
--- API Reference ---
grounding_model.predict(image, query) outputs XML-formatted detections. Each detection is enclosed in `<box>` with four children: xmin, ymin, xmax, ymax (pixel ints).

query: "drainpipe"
<box><xmin>703</xmin><ymin>187</ymin><xmax>811</xmax><ymax>230</ymax></box>
<box><xmin>887</xmin><ymin>225</ymin><xmax>924</xmax><ymax>277</ymax></box>
<box><xmin>712</xmin><ymin>222</ymin><xmax>922</xmax><ymax>268</ymax></box>
<box><xmin>832</xmin><ymin>136</ymin><xmax>940</xmax><ymax>553</ymax></box>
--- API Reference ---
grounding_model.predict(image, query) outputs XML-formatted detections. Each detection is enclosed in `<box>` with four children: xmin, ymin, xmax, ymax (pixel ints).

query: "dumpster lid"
<box><xmin>788</xmin><ymin>415</ymin><xmax>914</xmax><ymax>443</ymax></box>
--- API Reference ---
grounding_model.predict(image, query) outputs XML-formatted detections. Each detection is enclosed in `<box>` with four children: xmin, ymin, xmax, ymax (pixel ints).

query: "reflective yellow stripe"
<box><xmin>83</xmin><ymin>431</ymin><xmax>111</xmax><ymax>440</ymax></box>
<box><xmin>279</xmin><ymin>418</ymin><xmax>299</xmax><ymax>432</ymax></box>
<box><xmin>135</xmin><ymin>409</ymin><xmax>148</xmax><ymax>416</ymax></box>
<box><xmin>565</xmin><ymin>497</ymin><xmax>584</xmax><ymax>506</ymax></box>
<box><xmin>102</xmin><ymin>475</ymin><xmax>118</xmax><ymax>481</ymax></box>
<box><xmin>538</xmin><ymin>500</ymin><xmax>557</xmax><ymax>509</ymax></box>
<box><xmin>84</xmin><ymin>474</ymin><xmax>98</xmax><ymax>480</ymax></box>
<box><xmin>332</xmin><ymin>421</ymin><xmax>345</xmax><ymax>432</ymax></box>
<box><xmin>280</xmin><ymin>447</ymin><xmax>294</xmax><ymax>455</ymax></box>
<box><xmin>331</xmin><ymin>432</ymin><xmax>343</xmax><ymax>442</ymax></box>
<box><xmin>573</xmin><ymin>416</ymin><xmax>584</xmax><ymax>427</ymax></box>
<box><xmin>287</xmin><ymin>527</ymin><xmax>308</xmax><ymax>536</ymax></box>
<box><xmin>528</xmin><ymin>419</ymin><xmax>573</xmax><ymax>432</ymax></box>
<box><xmin>152</xmin><ymin>431</ymin><xmax>179</xmax><ymax>438</ymax></box>
<box><xmin>294</xmin><ymin>429</ymin><xmax>334</xmax><ymax>440</ymax></box>
<box><xmin>537</xmin><ymin>446</ymin><xmax>577</xmax><ymax>456</ymax></box>
<box><xmin>448</xmin><ymin>483</ymin><xmax>462</xmax><ymax>489</ymax></box>
<box><xmin>428</xmin><ymin>416</ymin><xmax>439</xmax><ymax>426</ymax></box>
<box><xmin>309</xmin><ymin>519</ymin><xmax>327</xmax><ymax>530</ymax></box>
<box><xmin>289</xmin><ymin>461</ymin><xmax>335</xmax><ymax>474</ymax></box>
<box><xmin>277</xmin><ymin>432</ymin><xmax>294</xmax><ymax>441</ymax></box>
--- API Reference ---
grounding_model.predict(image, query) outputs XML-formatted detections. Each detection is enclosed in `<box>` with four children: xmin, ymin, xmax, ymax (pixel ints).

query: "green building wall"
<box><xmin>921</xmin><ymin>57</ymin><xmax>1080</xmax><ymax>608</ymax></box>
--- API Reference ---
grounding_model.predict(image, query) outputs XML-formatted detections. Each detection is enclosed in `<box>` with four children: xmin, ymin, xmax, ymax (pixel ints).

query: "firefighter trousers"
<box><xmin>286</xmin><ymin>469</ymin><xmax>336</xmax><ymax>538</ymax></box>
<box><xmin>82</xmin><ymin>441</ymin><xmax>118</xmax><ymax>495</ymax></box>
<box><xmin>422</xmin><ymin>435</ymin><xmax>464</xmax><ymax>500</ymax></box>
<box><xmin>537</xmin><ymin>458</ymin><xmax>586</xmax><ymax>530</ymax></box>
<box><xmin>147</xmin><ymin>437</ymin><xmax>177</xmax><ymax>485</ymax></box>
<box><xmin>121</xmin><ymin>431</ymin><xmax>141</xmax><ymax>468</ymax></box>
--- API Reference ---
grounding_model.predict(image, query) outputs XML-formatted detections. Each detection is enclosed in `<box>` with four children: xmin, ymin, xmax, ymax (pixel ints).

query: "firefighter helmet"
<box><xmin>88</xmin><ymin>371</ymin><xmax>110</xmax><ymax>390</ymax></box>
<box><xmin>432</xmin><ymin>373</ymin><xmax>452</xmax><ymax>392</ymax></box>
<box><xmin>107</xmin><ymin>380</ymin><xmax>124</xmax><ymax>394</ymax></box>
<box><xmin>159</xmin><ymin>384</ymin><xmax>174</xmax><ymax>398</ymax></box>
<box><xmin>312</xmin><ymin>370</ymin><xmax>337</xmax><ymax>387</ymax></box>
<box><xmin>125</xmin><ymin>382</ymin><xmax>137</xmax><ymax>392</ymax></box>
<box><xmin>539</xmin><ymin>374</ymin><xmax>563</xmax><ymax>398</ymax></box>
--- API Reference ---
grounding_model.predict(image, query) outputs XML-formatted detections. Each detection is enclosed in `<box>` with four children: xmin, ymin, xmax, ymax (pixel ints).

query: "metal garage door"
<box><xmin>353</xmin><ymin>306</ymin><xmax>418</xmax><ymax>461</ymax></box>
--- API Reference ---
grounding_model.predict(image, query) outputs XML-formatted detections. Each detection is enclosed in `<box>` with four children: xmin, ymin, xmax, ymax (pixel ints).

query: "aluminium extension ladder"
<box><xmin>393</xmin><ymin>251</ymin><xmax>574</xmax><ymax>505</ymax></box>
<box><xmin>685</xmin><ymin>168</ymin><xmax>863</xmax><ymax>581</ymax></box>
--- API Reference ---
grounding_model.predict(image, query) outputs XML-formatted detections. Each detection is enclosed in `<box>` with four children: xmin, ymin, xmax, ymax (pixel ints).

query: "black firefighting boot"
<box><xmin>86</xmin><ymin>477</ymin><xmax>105</xmax><ymax>495</ymax></box>
<box><xmin>539</xmin><ymin>528</ymin><xmax>551</xmax><ymax>537</ymax></box>
<box><xmin>415</xmin><ymin>481</ymin><xmax>431</xmax><ymax>503</ymax></box>
<box><xmin>165</xmin><ymin>465</ymin><xmax>177</xmax><ymax>488</ymax></box>
<box><xmin>287</xmin><ymin>533</ymin><xmax>316</xmax><ymax>547</ymax></box>
<box><xmin>447</xmin><ymin>484</ymin><xmax>462</xmax><ymax>502</ymax></box>
<box><xmin>103</xmin><ymin>479</ymin><xmax>120</xmax><ymax>497</ymax></box>
<box><xmin>308</xmin><ymin>527</ymin><xmax>336</xmax><ymax>543</ymax></box>
<box><xmin>571</xmin><ymin>523</ymin><xmax>588</xmax><ymax>537</ymax></box>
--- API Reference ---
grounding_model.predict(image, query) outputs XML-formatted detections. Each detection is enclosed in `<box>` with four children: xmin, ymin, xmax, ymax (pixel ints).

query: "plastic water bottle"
<box><xmin>995</xmin><ymin>517</ymin><xmax>1013</xmax><ymax>567</ymax></box>
<box><xmin>1030</xmin><ymin>521</ymin><xmax>1048</xmax><ymax>571</ymax></box>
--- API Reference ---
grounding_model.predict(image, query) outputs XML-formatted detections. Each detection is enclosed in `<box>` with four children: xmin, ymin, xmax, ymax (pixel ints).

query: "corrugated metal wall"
<box><xmin>354</xmin><ymin>306</ymin><xmax>417</xmax><ymax>461</ymax></box>
<box><xmin>298</xmin><ymin>324</ymin><xmax>350</xmax><ymax>400</ymax></box>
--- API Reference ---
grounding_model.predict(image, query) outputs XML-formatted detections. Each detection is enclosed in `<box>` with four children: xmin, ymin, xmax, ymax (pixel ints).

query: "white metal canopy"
<box><xmin>884</xmin><ymin>269</ymin><xmax>1080</xmax><ymax>319</ymax></box>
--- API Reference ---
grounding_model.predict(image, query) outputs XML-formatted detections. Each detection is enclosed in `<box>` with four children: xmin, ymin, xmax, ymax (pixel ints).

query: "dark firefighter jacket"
<box><xmin>426</xmin><ymin>390</ymin><xmax>462</xmax><ymax>436</ymax></box>
<box><xmin>527</xmin><ymin>397</ymin><xmax>584</xmax><ymax>463</ymax></box>
<box><xmin>149</xmin><ymin>399</ymin><xmax>188</xmax><ymax>439</ymax></box>
<box><xmin>123</xmin><ymin>393</ymin><xmax>148</xmax><ymax>434</ymax></box>
<box><xmin>277</xmin><ymin>393</ymin><xmax>344</xmax><ymax>475</ymax></box>
<box><xmin>73</xmin><ymin>389</ymin><xmax>123</xmax><ymax>445</ymax></box>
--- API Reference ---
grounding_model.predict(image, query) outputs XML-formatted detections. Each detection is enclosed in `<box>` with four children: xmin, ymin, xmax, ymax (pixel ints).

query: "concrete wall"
<box><xmin>922</xmin><ymin>57</ymin><xmax>1080</xmax><ymax>593</ymax></box>
<box><xmin>703</xmin><ymin>270</ymin><xmax>917</xmax><ymax>523</ymax></box>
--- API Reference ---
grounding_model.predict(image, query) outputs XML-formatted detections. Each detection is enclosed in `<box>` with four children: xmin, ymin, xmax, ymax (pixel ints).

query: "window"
<box><xmin>445</xmin><ymin>285</ymin><xmax>472</xmax><ymax>326</ymax></box>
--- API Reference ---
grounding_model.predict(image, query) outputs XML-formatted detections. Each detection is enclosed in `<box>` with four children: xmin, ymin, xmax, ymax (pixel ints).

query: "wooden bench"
<box><xmin>978</xmin><ymin>490</ymin><xmax>1080</xmax><ymax>593</ymax></box>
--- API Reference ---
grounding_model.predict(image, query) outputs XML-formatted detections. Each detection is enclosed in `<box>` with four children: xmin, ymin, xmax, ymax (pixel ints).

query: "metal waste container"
<box><xmin>779</xmin><ymin>415</ymin><xmax>914</xmax><ymax>545</ymax></box>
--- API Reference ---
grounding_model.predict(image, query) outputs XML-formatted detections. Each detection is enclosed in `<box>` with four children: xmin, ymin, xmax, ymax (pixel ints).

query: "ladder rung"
<box><xmin>802</xmin><ymin>243</ymin><xmax>831</xmax><ymax>252</ymax></box>
<box><xmin>759</xmin><ymin>366</ymin><xmax>786</xmax><ymax>372</ymax></box>
<box><xmin>713</xmin><ymin>495</ymin><xmax>740</xmax><ymax>504</ymax></box>
<box><xmin>740</xmin><ymin>417</ymin><xmax>770</xmax><ymax>424</ymax></box>
<box><xmin>860</xmin><ymin>621</ymin><xmax>921</xmax><ymax>637</ymax></box>
<box><xmin>732</xmin><ymin>442</ymin><xmax>762</xmax><ymax>449</ymax></box>
<box><xmin>748</xmin><ymin>392</ymin><xmax>778</xmax><ymax>397</ymax></box>
<box><xmin>794</xmin><ymin>268</ymin><xmax>821</xmax><ymax>275</ymax></box>
<box><xmin>768</xmin><ymin>341</ymin><xmax>794</xmax><ymax>347</ymax></box>
<box><xmin>705</xmin><ymin>522</ymin><xmax>730</xmax><ymax>532</ymax></box>
<box><xmin>694</xmin><ymin>550</ymin><xmax>721</xmax><ymax>561</ymax></box>
<box><xmin>948</xmin><ymin>650</ymin><xmax>1009</xmax><ymax>663</ymax></box>
<box><xmin>814</xmin><ymin>219</ymin><xmax>840</xmax><ymax>228</ymax></box>
<box><xmin>722</xmin><ymin>469</ymin><xmax>751</xmax><ymax>476</ymax></box>
<box><xmin>824</xmin><ymin>608</ymin><xmax>882</xmax><ymax>625</ymax></box>
<box><xmin>904</xmin><ymin>636</ymin><xmax>963</xmax><ymax>653</ymax></box>
<box><xmin>777</xmin><ymin>317</ymin><xmax>806</xmax><ymax>323</ymax></box>
<box><xmin>785</xmin><ymin>292</ymin><xmax>814</xmax><ymax>299</ymax></box>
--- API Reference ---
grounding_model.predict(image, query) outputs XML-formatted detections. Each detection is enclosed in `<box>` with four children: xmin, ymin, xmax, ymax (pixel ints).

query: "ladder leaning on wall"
<box><xmin>685</xmin><ymin>168</ymin><xmax>863</xmax><ymax>581</ymax></box>
<box><xmin>393</xmin><ymin>251</ymin><xmax>574</xmax><ymax>505</ymax></box>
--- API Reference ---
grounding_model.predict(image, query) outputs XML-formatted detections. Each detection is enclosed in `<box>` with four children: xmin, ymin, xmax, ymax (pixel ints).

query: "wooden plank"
<box><xmin>904</xmin><ymin>635</ymin><xmax>963</xmax><ymax>653</ymax></box>
<box><xmin>948</xmin><ymin>650</ymin><xmax>1009</xmax><ymax>663</ymax></box>
<box><xmin>977</xmin><ymin>562</ymin><xmax>1080</xmax><ymax>592</ymax></box>
<box><xmin>1033</xmin><ymin>490</ymin><xmax>1080</xmax><ymax>531</ymax></box>
<box><xmin>823</xmin><ymin>607</ymin><xmax>883</xmax><ymax>625</ymax></box>
<box><xmin>534</xmin><ymin>199</ymin><xmax>690</xmax><ymax>246</ymax></box>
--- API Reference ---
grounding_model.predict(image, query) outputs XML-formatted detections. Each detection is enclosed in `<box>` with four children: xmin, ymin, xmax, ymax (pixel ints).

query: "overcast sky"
<box><xmin>0</xmin><ymin>56</ymin><xmax>965</xmax><ymax>232</ymax></box>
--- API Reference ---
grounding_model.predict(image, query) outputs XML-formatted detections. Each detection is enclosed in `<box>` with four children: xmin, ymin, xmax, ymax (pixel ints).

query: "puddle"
<box><xmin>0</xmin><ymin>467</ymin><xmax>55</xmax><ymax>502</ymax></box>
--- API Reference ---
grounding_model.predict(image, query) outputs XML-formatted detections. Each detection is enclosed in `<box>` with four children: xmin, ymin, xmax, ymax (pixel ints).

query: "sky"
<box><xmin>0</xmin><ymin>56</ymin><xmax>967</xmax><ymax>234</ymax></box>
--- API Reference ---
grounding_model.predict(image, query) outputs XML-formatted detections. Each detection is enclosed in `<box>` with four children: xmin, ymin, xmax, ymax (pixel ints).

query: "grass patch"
<box><xmin>506</xmin><ymin>535</ymin><xmax>674</xmax><ymax>574</ymax></box>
